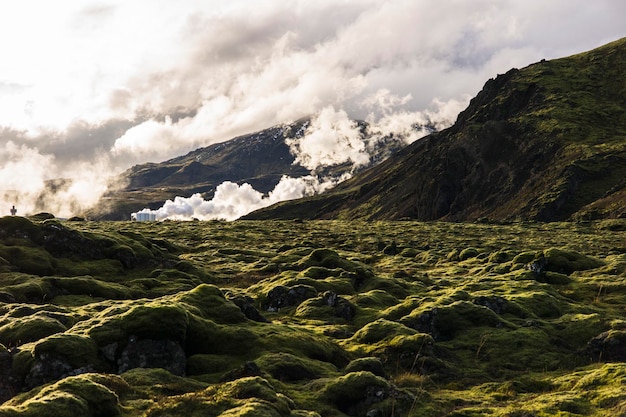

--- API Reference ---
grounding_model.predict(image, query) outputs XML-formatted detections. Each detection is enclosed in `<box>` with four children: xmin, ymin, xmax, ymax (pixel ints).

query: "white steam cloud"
<box><xmin>132</xmin><ymin>91</ymin><xmax>465</xmax><ymax>222</ymax></box>
<box><xmin>0</xmin><ymin>141</ymin><xmax>115</xmax><ymax>218</ymax></box>
<box><xmin>133</xmin><ymin>175</ymin><xmax>341</xmax><ymax>221</ymax></box>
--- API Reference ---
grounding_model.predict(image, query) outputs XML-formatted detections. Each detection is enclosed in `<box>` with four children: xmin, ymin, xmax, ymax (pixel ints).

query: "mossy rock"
<box><xmin>0</xmin><ymin>316</ymin><xmax>67</xmax><ymax>346</ymax></box>
<box><xmin>352</xmin><ymin>290</ymin><xmax>399</xmax><ymax>309</ymax></box>
<box><xmin>186</xmin><ymin>354</ymin><xmax>239</xmax><ymax>376</ymax></box>
<box><xmin>85</xmin><ymin>301</ymin><xmax>190</xmax><ymax>347</ymax></box>
<box><xmin>0</xmin><ymin>246</ymin><xmax>57</xmax><ymax>276</ymax></box>
<box><xmin>507</xmin><ymin>291</ymin><xmax>562</xmax><ymax>319</ymax></box>
<box><xmin>0</xmin><ymin>373</ymin><xmax>126</xmax><ymax>417</ymax></box>
<box><xmin>463</xmin><ymin>326</ymin><xmax>564</xmax><ymax>373</ymax></box>
<box><xmin>512</xmin><ymin>251</ymin><xmax>539</xmax><ymax>265</ymax></box>
<box><xmin>256</xmin><ymin>352</ymin><xmax>338</xmax><ymax>382</ymax></box>
<box><xmin>350</xmin><ymin>318</ymin><xmax>416</xmax><ymax>345</ymax></box>
<box><xmin>143</xmin><ymin>376</ymin><xmax>294</xmax><ymax>417</ymax></box>
<box><xmin>459</xmin><ymin>247</ymin><xmax>481</xmax><ymax>261</ymax></box>
<box><xmin>321</xmin><ymin>371</ymin><xmax>391</xmax><ymax>416</ymax></box>
<box><xmin>401</xmin><ymin>301</ymin><xmax>503</xmax><ymax>340</ymax></box>
<box><xmin>121</xmin><ymin>367</ymin><xmax>207</xmax><ymax>397</ymax></box>
<box><xmin>294</xmin><ymin>294</ymin><xmax>356</xmax><ymax>322</ymax></box>
<box><xmin>1</xmin><ymin>278</ymin><xmax>57</xmax><ymax>304</ymax></box>
<box><xmin>175</xmin><ymin>284</ymin><xmax>246</xmax><ymax>324</ymax></box>
<box><xmin>296</xmin><ymin>249</ymin><xmax>373</xmax><ymax>284</ymax></box>
<box><xmin>42</xmin><ymin>276</ymin><xmax>133</xmax><ymax>300</ymax></box>
<box><xmin>185</xmin><ymin>314</ymin><xmax>258</xmax><ymax>356</ymax></box>
<box><xmin>344</xmin><ymin>357</ymin><xmax>386</xmax><ymax>377</ymax></box>
<box><xmin>0</xmin><ymin>216</ymin><xmax>43</xmax><ymax>243</ymax></box>
<box><xmin>488</xmin><ymin>250</ymin><xmax>514</xmax><ymax>263</ymax></box>
<box><xmin>544</xmin><ymin>247</ymin><xmax>604</xmax><ymax>274</ymax></box>
<box><xmin>33</xmin><ymin>333</ymin><xmax>100</xmax><ymax>369</ymax></box>
<box><xmin>256</xmin><ymin>326</ymin><xmax>349</xmax><ymax>369</ymax></box>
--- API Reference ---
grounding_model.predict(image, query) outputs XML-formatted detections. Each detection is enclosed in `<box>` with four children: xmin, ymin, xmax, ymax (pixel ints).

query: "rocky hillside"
<box><xmin>246</xmin><ymin>38</ymin><xmax>626</xmax><ymax>222</ymax></box>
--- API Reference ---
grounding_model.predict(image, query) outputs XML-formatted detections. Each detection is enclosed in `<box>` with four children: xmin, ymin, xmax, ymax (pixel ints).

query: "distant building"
<box><xmin>133</xmin><ymin>212</ymin><xmax>157</xmax><ymax>221</ymax></box>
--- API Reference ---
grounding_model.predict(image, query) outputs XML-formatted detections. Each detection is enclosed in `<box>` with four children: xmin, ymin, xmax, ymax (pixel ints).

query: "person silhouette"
<box><xmin>10</xmin><ymin>205</ymin><xmax>16</xmax><ymax>216</ymax></box>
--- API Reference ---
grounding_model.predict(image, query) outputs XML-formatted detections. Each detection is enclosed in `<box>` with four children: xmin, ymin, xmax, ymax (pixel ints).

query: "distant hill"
<box><xmin>245</xmin><ymin>38</ymin><xmax>626</xmax><ymax>222</ymax></box>
<box><xmin>89</xmin><ymin>119</ymin><xmax>403</xmax><ymax>220</ymax></box>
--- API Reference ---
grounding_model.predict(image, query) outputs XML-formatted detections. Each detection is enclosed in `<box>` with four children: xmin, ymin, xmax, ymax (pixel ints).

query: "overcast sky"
<box><xmin>1</xmin><ymin>0</ymin><xmax>624</xmax><ymax>216</ymax></box>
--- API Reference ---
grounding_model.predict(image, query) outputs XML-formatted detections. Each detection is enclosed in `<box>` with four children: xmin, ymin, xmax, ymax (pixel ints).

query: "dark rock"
<box><xmin>323</xmin><ymin>291</ymin><xmax>356</xmax><ymax>321</ymax></box>
<box><xmin>0</xmin><ymin>291</ymin><xmax>16</xmax><ymax>303</ymax></box>
<box><xmin>117</xmin><ymin>336</ymin><xmax>186</xmax><ymax>376</ymax></box>
<box><xmin>0</xmin><ymin>348</ymin><xmax>15</xmax><ymax>403</ymax></box>
<box><xmin>586</xmin><ymin>330</ymin><xmax>626</xmax><ymax>361</ymax></box>
<box><xmin>473</xmin><ymin>296</ymin><xmax>509</xmax><ymax>314</ymax></box>
<box><xmin>266</xmin><ymin>284</ymin><xmax>317</xmax><ymax>311</ymax></box>
<box><xmin>527</xmin><ymin>253</ymin><xmax>547</xmax><ymax>278</ymax></box>
<box><xmin>24</xmin><ymin>353</ymin><xmax>96</xmax><ymax>390</ymax></box>
<box><xmin>229</xmin><ymin>295</ymin><xmax>268</xmax><ymax>322</ymax></box>
<box><xmin>404</xmin><ymin>308</ymin><xmax>439</xmax><ymax>339</ymax></box>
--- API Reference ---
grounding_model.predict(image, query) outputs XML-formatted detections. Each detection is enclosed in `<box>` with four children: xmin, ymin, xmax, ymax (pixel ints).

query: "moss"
<box><xmin>344</xmin><ymin>357</ymin><xmax>386</xmax><ymax>377</ymax></box>
<box><xmin>512</xmin><ymin>251</ymin><xmax>538</xmax><ymax>265</ymax></box>
<box><xmin>459</xmin><ymin>248</ymin><xmax>481</xmax><ymax>261</ymax></box>
<box><xmin>0</xmin><ymin>245</ymin><xmax>57</xmax><ymax>276</ymax></box>
<box><xmin>350</xmin><ymin>318</ymin><xmax>416</xmax><ymax>345</ymax></box>
<box><xmin>2</xmin><ymin>278</ymin><xmax>56</xmax><ymax>304</ymax></box>
<box><xmin>0</xmin><ymin>316</ymin><xmax>67</xmax><ymax>346</ymax></box>
<box><xmin>0</xmin><ymin>216</ymin><xmax>43</xmax><ymax>243</ymax></box>
<box><xmin>256</xmin><ymin>352</ymin><xmax>338</xmax><ymax>382</ymax></box>
<box><xmin>321</xmin><ymin>371</ymin><xmax>391</xmax><ymax>415</ymax></box>
<box><xmin>186</xmin><ymin>354</ymin><xmax>239</xmax><ymax>376</ymax></box>
<box><xmin>33</xmin><ymin>334</ymin><xmax>99</xmax><ymax>369</ymax></box>
<box><xmin>175</xmin><ymin>284</ymin><xmax>246</xmax><ymax>324</ymax></box>
<box><xmin>121</xmin><ymin>367</ymin><xmax>208</xmax><ymax>397</ymax></box>
<box><xmin>400</xmin><ymin>301</ymin><xmax>503</xmax><ymax>340</ymax></box>
<box><xmin>185</xmin><ymin>314</ymin><xmax>258</xmax><ymax>356</ymax></box>
<box><xmin>0</xmin><ymin>373</ymin><xmax>126</xmax><ymax>417</ymax></box>
<box><xmin>80</xmin><ymin>300</ymin><xmax>191</xmax><ymax>349</ymax></box>
<box><xmin>507</xmin><ymin>291</ymin><xmax>562</xmax><ymax>318</ymax></box>
<box><xmin>43</xmin><ymin>276</ymin><xmax>133</xmax><ymax>300</ymax></box>
<box><xmin>544</xmin><ymin>247</ymin><xmax>604</xmax><ymax>274</ymax></box>
<box><xmin>352</xmin><ymin>290</ymin><xmax>399</xmax><ymax>309</ymax></box>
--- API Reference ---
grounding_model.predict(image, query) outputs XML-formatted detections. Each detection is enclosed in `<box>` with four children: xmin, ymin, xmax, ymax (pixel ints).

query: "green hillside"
<box><xmin>0</xmin><ymin>215</ymin><xmax>626</xmax><ymax>415</ymax></box>
<box><xmin>247</xmin><ymin>38</ymin><xmax>626</xmax><ymax>222</ymax></box>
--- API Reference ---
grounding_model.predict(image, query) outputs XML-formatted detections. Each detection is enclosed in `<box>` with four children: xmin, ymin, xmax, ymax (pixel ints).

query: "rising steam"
<box><xmin>132</xmin><ymin>93</ymin><xmax>466</xmax><ymax>222</ymax></box>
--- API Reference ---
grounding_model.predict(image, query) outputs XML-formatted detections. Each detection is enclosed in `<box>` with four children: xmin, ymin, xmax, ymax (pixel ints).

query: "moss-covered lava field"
<box><xmin>1</xmin><ymin>216</ymin><xmax>626</xmax><ymax>416</ymax></box>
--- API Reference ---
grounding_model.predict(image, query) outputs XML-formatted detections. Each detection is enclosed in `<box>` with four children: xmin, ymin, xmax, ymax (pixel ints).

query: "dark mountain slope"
<box><xmin>90</xmin><ymin>122</ymin><xmax>312</xmax><ymax>219</ymax></box>
<box><xmin>246</xmin><ymin>38</ymin><xmax>626</xmax><ymax>222</ymax></box>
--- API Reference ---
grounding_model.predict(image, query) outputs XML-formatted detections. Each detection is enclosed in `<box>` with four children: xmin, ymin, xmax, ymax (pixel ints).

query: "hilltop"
<box><xmin>246</xmin><ymin>38</ymin><xmax>626</xmax><ymax>222</ymax></box>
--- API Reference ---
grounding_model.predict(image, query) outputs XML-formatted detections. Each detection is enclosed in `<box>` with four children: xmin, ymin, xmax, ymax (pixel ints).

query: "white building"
<box><xmin>133</xmin><ymin>212</ymin><xmax>157</xmax><ymax>221</ymax></box>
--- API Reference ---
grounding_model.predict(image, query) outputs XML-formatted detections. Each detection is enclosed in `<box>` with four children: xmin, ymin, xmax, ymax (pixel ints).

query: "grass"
<box><xmin>0</xmin><ymin>217</ymin><xmax>625</xmax><ymax>416</ymax></box>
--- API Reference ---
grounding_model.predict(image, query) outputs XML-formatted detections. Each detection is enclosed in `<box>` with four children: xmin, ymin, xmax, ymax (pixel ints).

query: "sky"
<box><xmin>1</xmin><ymin>0</ymin><xmax>624</xmax><ymax>218</ymax></box>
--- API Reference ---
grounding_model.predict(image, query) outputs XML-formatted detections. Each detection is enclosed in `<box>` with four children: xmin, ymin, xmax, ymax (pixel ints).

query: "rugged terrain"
<box><xmin>247</xmin><ymin>37</ymin><xmax>626</xmax><ymax>222</ymax></box>
<box><xmin>1</xmin><ymin>215</ymin><xmax>626</xmax><ymax>416</ymax></box>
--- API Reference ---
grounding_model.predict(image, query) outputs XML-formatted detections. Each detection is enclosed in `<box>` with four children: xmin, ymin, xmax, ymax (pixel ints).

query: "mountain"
<box><xmin>88</xmin><ymin>120</ymin><xmax>308</xmax><ymax>220</ymax></box>
<box><xmin>245</xmin><ymin>38</ymin><xmax>626</xmax><ymax>222</ymax></box>
<box><xmin>91</xmin><ymin>118</ymin><xmax>406</xmax><ymax>220</ymax></box>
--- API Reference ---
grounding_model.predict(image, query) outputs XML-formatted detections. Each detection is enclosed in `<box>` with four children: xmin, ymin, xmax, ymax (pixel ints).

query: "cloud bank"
<box><xmin>1</xmin><ymin>1</ymin><xmax>624</xmax><ymax>216</ymax></box>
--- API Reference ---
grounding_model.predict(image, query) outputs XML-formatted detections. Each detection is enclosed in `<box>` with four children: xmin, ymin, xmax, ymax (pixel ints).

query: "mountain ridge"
<box><xmin>245</xmin><ymin>37</ymin><xmax>626</xmax><ymax>222</ymax></box>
